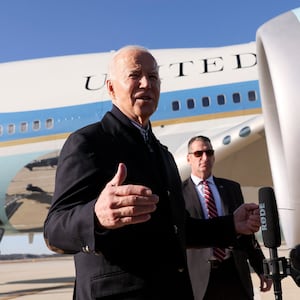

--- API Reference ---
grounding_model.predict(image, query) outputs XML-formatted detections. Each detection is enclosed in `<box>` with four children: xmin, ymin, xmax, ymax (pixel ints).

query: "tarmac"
<box><xmin>1</xmin><ymin>247</ymin><xmax>300</xmax><ymax>300</ymax></box>
<box><xmin>0</xmin><ymin>256</ymin><xmax>74</xmax><ymax>300</ymax></box>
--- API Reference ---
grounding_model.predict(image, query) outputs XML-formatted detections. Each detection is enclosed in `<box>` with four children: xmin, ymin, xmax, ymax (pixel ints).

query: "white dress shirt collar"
<box><xmin>190</xmin><ymin>174</ymin><xmax>214</xmax><ymax>185</ymax></box>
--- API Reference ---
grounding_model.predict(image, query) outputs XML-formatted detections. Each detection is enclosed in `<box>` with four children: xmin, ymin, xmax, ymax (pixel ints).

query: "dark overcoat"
<box><xmin>44</xmin><ymin>106</ymin><xmax>238</xmax><ymax>300</ymax></box>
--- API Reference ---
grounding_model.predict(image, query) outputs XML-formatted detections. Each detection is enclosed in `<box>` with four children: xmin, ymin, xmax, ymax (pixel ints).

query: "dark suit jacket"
<box><xmin>44</xmin><ymin>106</ymin><xmax>241</xmax><ymax>300</ymax></box>
<box><xmin>182</xmin><ymin>177</ymin><xmax>265</xmax><ymax>300</ymax></box>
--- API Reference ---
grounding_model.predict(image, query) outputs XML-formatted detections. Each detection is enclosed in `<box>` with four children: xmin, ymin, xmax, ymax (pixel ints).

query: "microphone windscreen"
<box><xmin>290</xmin><ymin>245</ymin><xmax>300</xmax><ymax>271</ymax></box>
<box><xmin>258</xmin><ymin>187</ymin><xmax>281</xmax><ymax>248</ymax></box>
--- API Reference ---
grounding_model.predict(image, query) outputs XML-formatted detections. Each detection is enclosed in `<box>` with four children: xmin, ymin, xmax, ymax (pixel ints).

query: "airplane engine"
<box><xmin>256</xmin><ymin>8</ymin><xmax>300</xmax><ymax>248</ymax></box>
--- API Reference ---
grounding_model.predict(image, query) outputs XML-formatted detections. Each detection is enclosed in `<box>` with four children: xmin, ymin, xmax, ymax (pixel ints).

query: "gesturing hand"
<box><xmin>94</xmin><ymin>163</ymin><xmax>159</xmax><ymax>229</ymax></box>
<box><xmin>233</xmin><ymin>203</ymin><xmax>261</xmax><ymax>235</ymax></box>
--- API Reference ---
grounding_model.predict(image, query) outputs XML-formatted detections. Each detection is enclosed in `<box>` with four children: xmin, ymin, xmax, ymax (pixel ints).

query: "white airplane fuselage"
<box><xmin>0</xmin><ymin>43</ymin><xmax>262</xmax><ymax>236</ymax></box>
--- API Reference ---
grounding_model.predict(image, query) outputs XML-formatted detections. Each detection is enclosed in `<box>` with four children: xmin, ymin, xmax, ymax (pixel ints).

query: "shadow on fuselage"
<box><xmin>3</xmin><ymin>154</ymin><xmax>58</xmax><ymax>233</ymax></box>
<box><xmin>25</xmin><ymin>157</ymin><xmax>58</xmax><ymax>171</ymax></box>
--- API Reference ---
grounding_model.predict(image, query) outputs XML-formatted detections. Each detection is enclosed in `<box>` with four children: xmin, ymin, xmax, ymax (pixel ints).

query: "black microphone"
<box><xmin>259</xmin><ymin>187</ymin><xmax>281</xmax><ymax>248</ymax></box>
<box><xmin>290</xmin><ymin>245</ymin><xmax>300</xmax><ymax>272</ymax></box>
<box><xmin>290</xmin><ymin>245</ymin><xmax>300</xmax><ymax>286</ymax></box>
<box><xmin>259</xmin><ymin>187</ymin><xmax>300</xmax><ymax>291</ymax></box>
<box><xmin>259</xmin><ymin>187</ymin><xmax>283</xmax><ymax>300</ymax></box>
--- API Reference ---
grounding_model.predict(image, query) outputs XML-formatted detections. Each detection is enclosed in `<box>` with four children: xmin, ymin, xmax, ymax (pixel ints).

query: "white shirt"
<box><xmin>190</xmin><ymin>174</ymin><xmax>231</xmax><ymax>259</ymax></box>
<box><xmin>190</xmin><ymin>174</ymin><xmax>224</xmax><ymax>219</ymax></box>
<box><xmin>131</xmin><ymin>121</ymin><xmax>150</xmax><ymax>142</ymax></box>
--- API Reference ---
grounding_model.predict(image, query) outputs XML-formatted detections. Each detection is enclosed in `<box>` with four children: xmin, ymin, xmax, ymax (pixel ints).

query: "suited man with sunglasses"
<box><xmin>182</xmin><ymin>135</ymin><xmax>272</xmax><ymax>300</ymax></box>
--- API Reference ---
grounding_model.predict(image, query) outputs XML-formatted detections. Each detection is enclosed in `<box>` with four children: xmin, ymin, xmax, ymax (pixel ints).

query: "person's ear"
<box><xmin>187</xmin><ymin>154</ymin><xmax>191</xmax><ymax>163</ymax></box>
<box><xmin>106</xmin><ymin>79</ymin><xmax>115</xmax><ymax>98</ymax></box>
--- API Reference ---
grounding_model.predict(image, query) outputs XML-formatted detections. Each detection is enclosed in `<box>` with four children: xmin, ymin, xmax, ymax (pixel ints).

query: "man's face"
<box><xmin>187</xmin><ymin>140</ymin><xmax>215</xmax><ymax>179</ymax></box>
<box><xmin>107</xmin><ymin>49</ymin><xmax>160</xmax><ymax>126</ymax></box>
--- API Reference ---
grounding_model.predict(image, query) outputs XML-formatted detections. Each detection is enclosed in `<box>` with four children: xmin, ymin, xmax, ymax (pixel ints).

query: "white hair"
<box><xmin>107</xmin><ymin>45</ymin><xmax>157</xmax><ymax>80</ymax></box>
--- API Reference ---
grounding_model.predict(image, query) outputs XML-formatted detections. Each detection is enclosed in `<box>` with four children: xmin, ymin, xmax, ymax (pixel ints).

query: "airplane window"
<box><xmin>202</xmin><ymin>96</ymin><xmax>210</xmax><ymax>107</ymax></box>
<box><xmin>46</xmin><ymin>118</ymin><xmax>54</xmax><ymax>129</ymax></box>
<box><xmin>172</xmin><ymin>100</ymin><xmax>180</xmax><ymax>111</ymax></box>
<box><xmin>239</xmin><ymin>126</ymin><xmax>251</xmax><ymax>137</ymax></box>
<box><xmin>232</xmin><ymin>93</ymin><xmax>241</xmax><ymax>103</ymax></box>
<box><xmin>217</xmin><ymin>94</ymin><xmax>226</xmax><ymax>105</ymax></box>
<box><xmin>248</xmin><ymin>90</ymin><xmax>257</xmax><ymax>101</ymax></box>
<box><xmin>223</xmin><ymin>135</ymin><xmax>231</xmax><ymax>145</ymax></box>
<box><xmin>20</xmin><ymin>122</ymin><xmax>28</xmax><ymax>133</ymax></box>
<box><xmin>187</xmin><ymin>98</ymin><xmax>195</xmax><ymax>109</ymax></box>
<box><xmin>0</xmin><ymin>125</ymin><xmax>2</xmax><ymax>136</ymax></box>
<box><xmin>8</xmin><ymin>124</ymin><xmax>15</xmax><ymax>134</ymax></box>
<box><xmin>33</xmin><ymin>120</ymin><xmax>41</xmax><ymax>131</ymax></box>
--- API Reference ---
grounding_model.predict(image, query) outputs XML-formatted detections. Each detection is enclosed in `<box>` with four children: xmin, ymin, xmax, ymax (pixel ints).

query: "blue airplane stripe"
<box><xmin>152</xmin><ymin>80</ymin><xmax>260</xmax><ymax>120</ymax></box>
<box><xmin>0</xmin><ymin>80</ymin><xmax>260</xmax><ymax>142</ymax></box>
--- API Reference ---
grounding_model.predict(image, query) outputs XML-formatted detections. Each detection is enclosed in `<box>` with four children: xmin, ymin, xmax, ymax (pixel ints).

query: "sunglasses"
<box><xmin>189</xmin><ymin>149</ymin><xmax>215</xmax><ymax>157</ymax></box>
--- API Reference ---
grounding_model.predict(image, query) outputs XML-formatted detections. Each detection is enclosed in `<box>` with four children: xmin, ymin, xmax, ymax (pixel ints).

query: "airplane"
<box><xmin>0</xmin><ymin>7</ymin><xmax>300</xmax><ymax>255</ymax></box>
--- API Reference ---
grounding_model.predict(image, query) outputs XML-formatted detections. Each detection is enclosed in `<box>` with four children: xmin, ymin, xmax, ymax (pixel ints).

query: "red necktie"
<box><xmin>203</xmin><ymin>180</ymin><xmax>226</xmax><ymax>261</ymax></box>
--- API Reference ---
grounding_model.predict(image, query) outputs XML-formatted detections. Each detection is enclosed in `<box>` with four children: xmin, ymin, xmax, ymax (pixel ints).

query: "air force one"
<box><xmin>1</xmin><ymin>8</ymin><xmax>300</xmax><ymax>253</ymax></box>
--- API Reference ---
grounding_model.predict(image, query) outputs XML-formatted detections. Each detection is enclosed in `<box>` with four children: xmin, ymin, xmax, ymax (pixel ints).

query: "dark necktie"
<box><xmin>203</xmin><ymin>180</ymin><xmax>226</xmax><ymax>261</ymax></box>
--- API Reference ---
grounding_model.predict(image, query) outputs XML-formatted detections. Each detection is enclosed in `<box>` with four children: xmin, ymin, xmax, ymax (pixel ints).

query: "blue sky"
<box><xmin>0</xmin><ymin>0</ymin><xmax>299</xmax><ymax>63</ymax></box>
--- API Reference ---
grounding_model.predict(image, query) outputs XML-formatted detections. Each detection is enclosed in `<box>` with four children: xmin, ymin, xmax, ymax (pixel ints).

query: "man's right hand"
<box><xmin>233</xmin><ymin>203</ymin><xmax>261</xmax><ymax>235</ymax></box>
<box><xmin>94</xmin><ymin>163</ymin><xmax>159</xmax><ymax>229</ymax></box>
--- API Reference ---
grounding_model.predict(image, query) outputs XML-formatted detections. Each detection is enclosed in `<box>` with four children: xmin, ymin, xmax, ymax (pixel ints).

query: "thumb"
<box><xmin>109</xmin><ymin>163</ymin><xmax>127</xmax><ymax>187</ymax></box>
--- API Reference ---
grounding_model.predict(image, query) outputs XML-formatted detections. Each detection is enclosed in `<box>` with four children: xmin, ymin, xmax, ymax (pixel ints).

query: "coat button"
<box><xmin>177</xmin><ymin>268</ymin><xmax>184</xmax><ymax>273</ymax></box>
